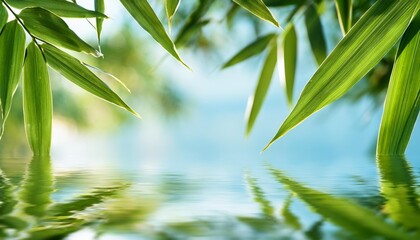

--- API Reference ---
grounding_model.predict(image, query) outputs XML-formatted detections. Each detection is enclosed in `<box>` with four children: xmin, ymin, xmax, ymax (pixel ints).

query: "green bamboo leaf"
<box><xmin>377</xmin><ymin>155</ymin><xmax>420</xmax><ymax>230</ymax></box>
<box><xmin>23</xmin><ymin>42</ymin><xmax>53</xmax><ymax>156</ymax></box>
<box><xmin>304</xmin><ymin>4</ymin><xmax>327</xmax><ymax>65</ymax></box>
<box><xmin>270</xmin><ymin>168</ymin><xmax>414</xmax><ymax>239</ymax></box>
<box><xmin>233</xmin><ymin>0</ymin><xmax>280</xmax><ymax>27</ymax></box>
<box><xmin>280</xmin><ymin>24</ymin><xmax>297</xmax><ymax>105</ymax></box>
<box><xmin>0</xmin><ymin>20</ymin><xmax>26</xmax><ymax>138</ymax></box>
<box><xmin>265</xmin><ymin>0</ymin><xmax>419</xmax><ymax>150</ymax></box>
<box><xmin>165</xmin><ymin>0</ymin><xmax>181</xmax><ymax>30</ymax></box>
<box><xmin>19</xmin><ymin>7</ymin><xmax>100</xmax><ymax>57</ymax></box>
<box><xmin>246</xmin><ymin>40</ymin><xmax>277</xmax><ymax>136</ymax></box>
<box><xmin>41</xmin><ymin>44</ymin><xmax>140</xmax><ymax>118</ymax></box>
<box><xmin>95</xmin><ymin>0</ymin><xmax>105</xmax><ymax>43</ymax></box>
<box><xmin>120</xmin><ymin>0</ymin><xmax>188</xmax><ymax>68</ymax></box>
<box><xmin>174</xmin><ymin>0</ymin><xmax>213</xmax><ymax>48</ymax></box>
<box><xmin>0</xmin><ymin>4</ymin><xmax>7</xmax><ymax>30</ymax></box>
<box><xmin>5</xmin><ymin>0</ymin><xmax>107</xmax><ymax>18</ymax></box>
<box><xmin>222</xmin><ymin>33</ymin><xmax>276</xmax><ymax>69</ymax></box>
<box><xmin>377</xmin><ymin>14</ymin><xmax>420</xmax><ymax>155</ymax></box>
<box><xmin>334</xmin><ymin>0</ymin><xmax>353</xmax><ymax>35</ymax></box>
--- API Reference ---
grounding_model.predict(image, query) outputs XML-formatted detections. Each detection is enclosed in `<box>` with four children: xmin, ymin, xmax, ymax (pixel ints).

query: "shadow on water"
<box><xmin>1</xmin><ymin>156</ymin><xmax>420</xmax><ymax>239</ymax></box>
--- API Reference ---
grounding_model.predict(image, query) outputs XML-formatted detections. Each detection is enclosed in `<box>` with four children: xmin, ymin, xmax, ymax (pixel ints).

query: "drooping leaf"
<box><xmin>280</xmin><ymin>24</ymin><xmax>297</xmax><ymax>105</ymax></box>
<box><xmin>246</xmin><ymin>40</ymin><xmax>277</xmax><ymax>135</ymax></box>
<box><xmin>23</xmin><ymin>42</ymin><xmax>53</xmax><ymax>156</ymax></box>
<box><xmin>334</xmin><ymin>0</ymin><xmax>353</xmax><ymax>35</ymax></box>
<box><xmin>377</xmin><ymin>14</ymin><xmax>420</xmax><ymax>155</ymax></box>
<box><xmin>95</xmin><ymin>0</ymin><xmax>105</xmax><ymax>43</ymax></box>
<box><xmin>5</xmin><ymin>0</ymin><xmax>107</xmax><ymax>18</ymax></box>
<box><xmin>41</xmin><ymin>44</ymin><xmax>139</xmax><ymax>118</ymax></box>
<box><xmin>377</xmin><ymin>155</ymin><xmax>420</xmax><ymax>230</ymax></box>
<box><xmin>222</xmin><ymin>33</ymin><xmax>276</xmax><ymax>69</ymax></box>
<box><xmin>174</xmin><ymin>0</ymin><xmax>213</xmax><ymax>48</ymax></box>
<box><xmin>0</xmin><ymin>4</ymin><xmax>7</xmax><ymax>30</ymax></box>
<box><xmin>304</xmin><ymin>4</ymin><xmax>327</xmax><ymax>65</ymax></box>
<box><xmin>233</xmin><ymin>0</ymin><xmax>280</xmax><ymax>27</ymax></box>
<box><xmin>19</xmin><ymin>8</ymin><xmax>100</xmax><ymax>56</ymax></box>
<box><xmin>0</xmin><ymin>21</ymin><xmax>26</xmax><ymax>137</ymax></box>
<box><xmin>270</xmin><ymin>168</ymin><xmax>414</xmax><ymax>239</ymax></box>
<box><xmin>265</xmin><ymin>0</ymin><xmax>419</xmax><ymax>149</ymax></box>
<box><xmin>120</xmin><ymin>0</ymin><xmax>188</xmax><ymax>67</ymax></box>
<box><xmin>165</xmin><ymin>0</ymin><xmax>181</xmax><ymax>30</ymax></box>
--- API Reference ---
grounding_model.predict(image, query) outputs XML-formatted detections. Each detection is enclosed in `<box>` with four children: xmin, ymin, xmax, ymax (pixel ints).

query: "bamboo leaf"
<box><xmin>0</xmin><ymin>4</ymin><xmax>7</xmax><ymax>30</ymax></box>
<box><xmin>23</xmin><ymin>42</ymin><xmax>53</xmax><ymax>156</ymax></box>
<box><xmin>165</xmin><ymin>0</ymin><xmax>181</xmax><ymax>30</ymax></box>
<box><xmin>265</xmin><ymin>0</ymin><xmax>419</xmax><ymax>150</ymax></box>
<box><xmin>222</xmin><ymin>33</ymin><xmax>276</xmax><ymax>69</ymax></box>
<box><xmin>174</xmin><ymin>0</ymin><xmax>213</xmax><ymax>48</ymax></box>
<box><xmin>280</xmin><ymin>24</ymin><xmax>297</xmax><ymax>105</ymax></box>
<box><xmin>41</xmin><ymin>44</ymin><xmax>140</xmax><ymax>118</ymax></box>
<box><xmin>246</xmin><ymin>40</ymin><xmax>277</xmax><ymax>136</ymax></box>
<box><xmin>95</xmin><ymin>0</ymin><xmax>105</xmax><ymax>43</ymax></box>
<box><xmin>5</xmin><ymin>0</ymin><xmax>107</xmax><ymax>18</ymax></box>
<box><xmin>0</xmin><ymin>21</ymin><xmax>26</xmax><ymax>138</ymax></box>
<box><xmin>19</xmin><ymin>8</ymin><xmax>100</xmax><ymax>56</ymax></box>
<box><xmin>377</xmin><ymin>14</ymin><xmax>420</xmax><ymax>155</ymax></box>
<box><xmin>334</xmin><ymin>0</ymin><xmax>353</xmax><ymax>35</ymax></box>
<box><xmin>233</xmin><ymin>0</ymin><xmax>280</xmax><ymax>27</ymax></box>
<box><xmin>120</xmin><ymin>0</ymin><xmax>188</xmax><ymax>68</ymax></box>
<box><xmin>270</xmin><ymin>167</ymin><xmax>414</xmax><ymax>239</ymax></box>
<box><xmin>304</xmin><ymin>4</ymin><xmax>327</xmax><ymax>65</ymax></box>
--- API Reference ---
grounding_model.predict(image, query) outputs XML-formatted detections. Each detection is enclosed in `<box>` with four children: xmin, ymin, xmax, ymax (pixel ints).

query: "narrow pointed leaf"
<box><xmin>41</xmin><ymin>44</ymin><xmax>139</xmax><ymax>118</ymax></box>
<box><xmin>265</xmin><ymin>0</ymin><xmax>419</xmax><ymax>150</ymax></box>
<box><xmin>95</xmin><ymin>0</ymin><xmax>105</xmax><ymax>43</ymax></box>
<box><xmin>174</xmin><ymin>0</ymin><xmax>213</xmax><ymax>48</ymax></box>
<box><xmin>222</xmin><ymin>33</ymin><xmax>276</xmax><ymax>69</ymax></box>
<box><xmin>23</xmin><ymin>42</ymin><xmax>53</xmax><ymax>156</ymax></box>
<box><xmin>0</xmin><ymin>21</ymin><xmax>26</xmax><ymax>137</ymax></box>
<box><xmin>120</xmin><ymin>0</ymin><xmax>188</xmax><ymax>67</ymax></box>
<box><xmin>246</xmin><ymin>40</ymin><xmax>277</xmax><ymax>135</ymax></box>
<box><xmin>165</xmin><ymin>0</ymin><xmax>181</xmax><ymax>30</ymax></box>
<box><xmin>281</xmin><ymin>24</ymin><xmax>297</xmax><ymax>105</ymax></box>
<box><xmin>5</xmin><ymin>0</ymin><xmax>107</xmax><ymax>18</ymax></box>
<box><xmin>334</xmin><ymin>0</ymin><xmax>353</xmax><ymax>35</ymax></box>
<box><xmin>0</xmin><ymin>4</ymin><xmax>7</xmax><ymax>30</ymax></box>
<box><xmin>19</xmin><ymin>8</ymin><xmax>100</xmax><ymax>56</ymax></box>
<box><xmin>233</xmin><ymin>0</ymin><xmax>280</xmax><ymax>27</ymax></box>
<box><xmin>377</xmin><ymin>14</ymin><xmax>420</xmax><ymax>155</ymax></box>
<box><xmin>270</xmin><ymin>168</ymin><xmax>414</xmax><ymax>239</ymax></box>
<box><xmin>304</xmin><ymin>4</ymin><xmax>327</xmax><ymax>65</ymax></box>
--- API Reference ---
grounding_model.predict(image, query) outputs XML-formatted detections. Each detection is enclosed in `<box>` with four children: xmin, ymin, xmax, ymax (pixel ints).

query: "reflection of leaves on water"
<box><xmin>245</xmin><ymin>173</ymin><xmax>275</xmax><ymax>218</ymax></box>
<box><xmin>269</xmin><ymin>166</ymin><xmax>416</xmax><ymax>239</ymax></box>
<box><xmin>0</xmin><ymin>157</ymin><xmax>129</xmax><ymax>239</ymax></box>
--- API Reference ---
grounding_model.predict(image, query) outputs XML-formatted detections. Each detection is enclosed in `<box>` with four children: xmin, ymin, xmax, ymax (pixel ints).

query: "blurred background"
<box><xmin>1</xmin><ymin>0</ymin><xmax>419</xmax><ymax>239</ymax></box>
